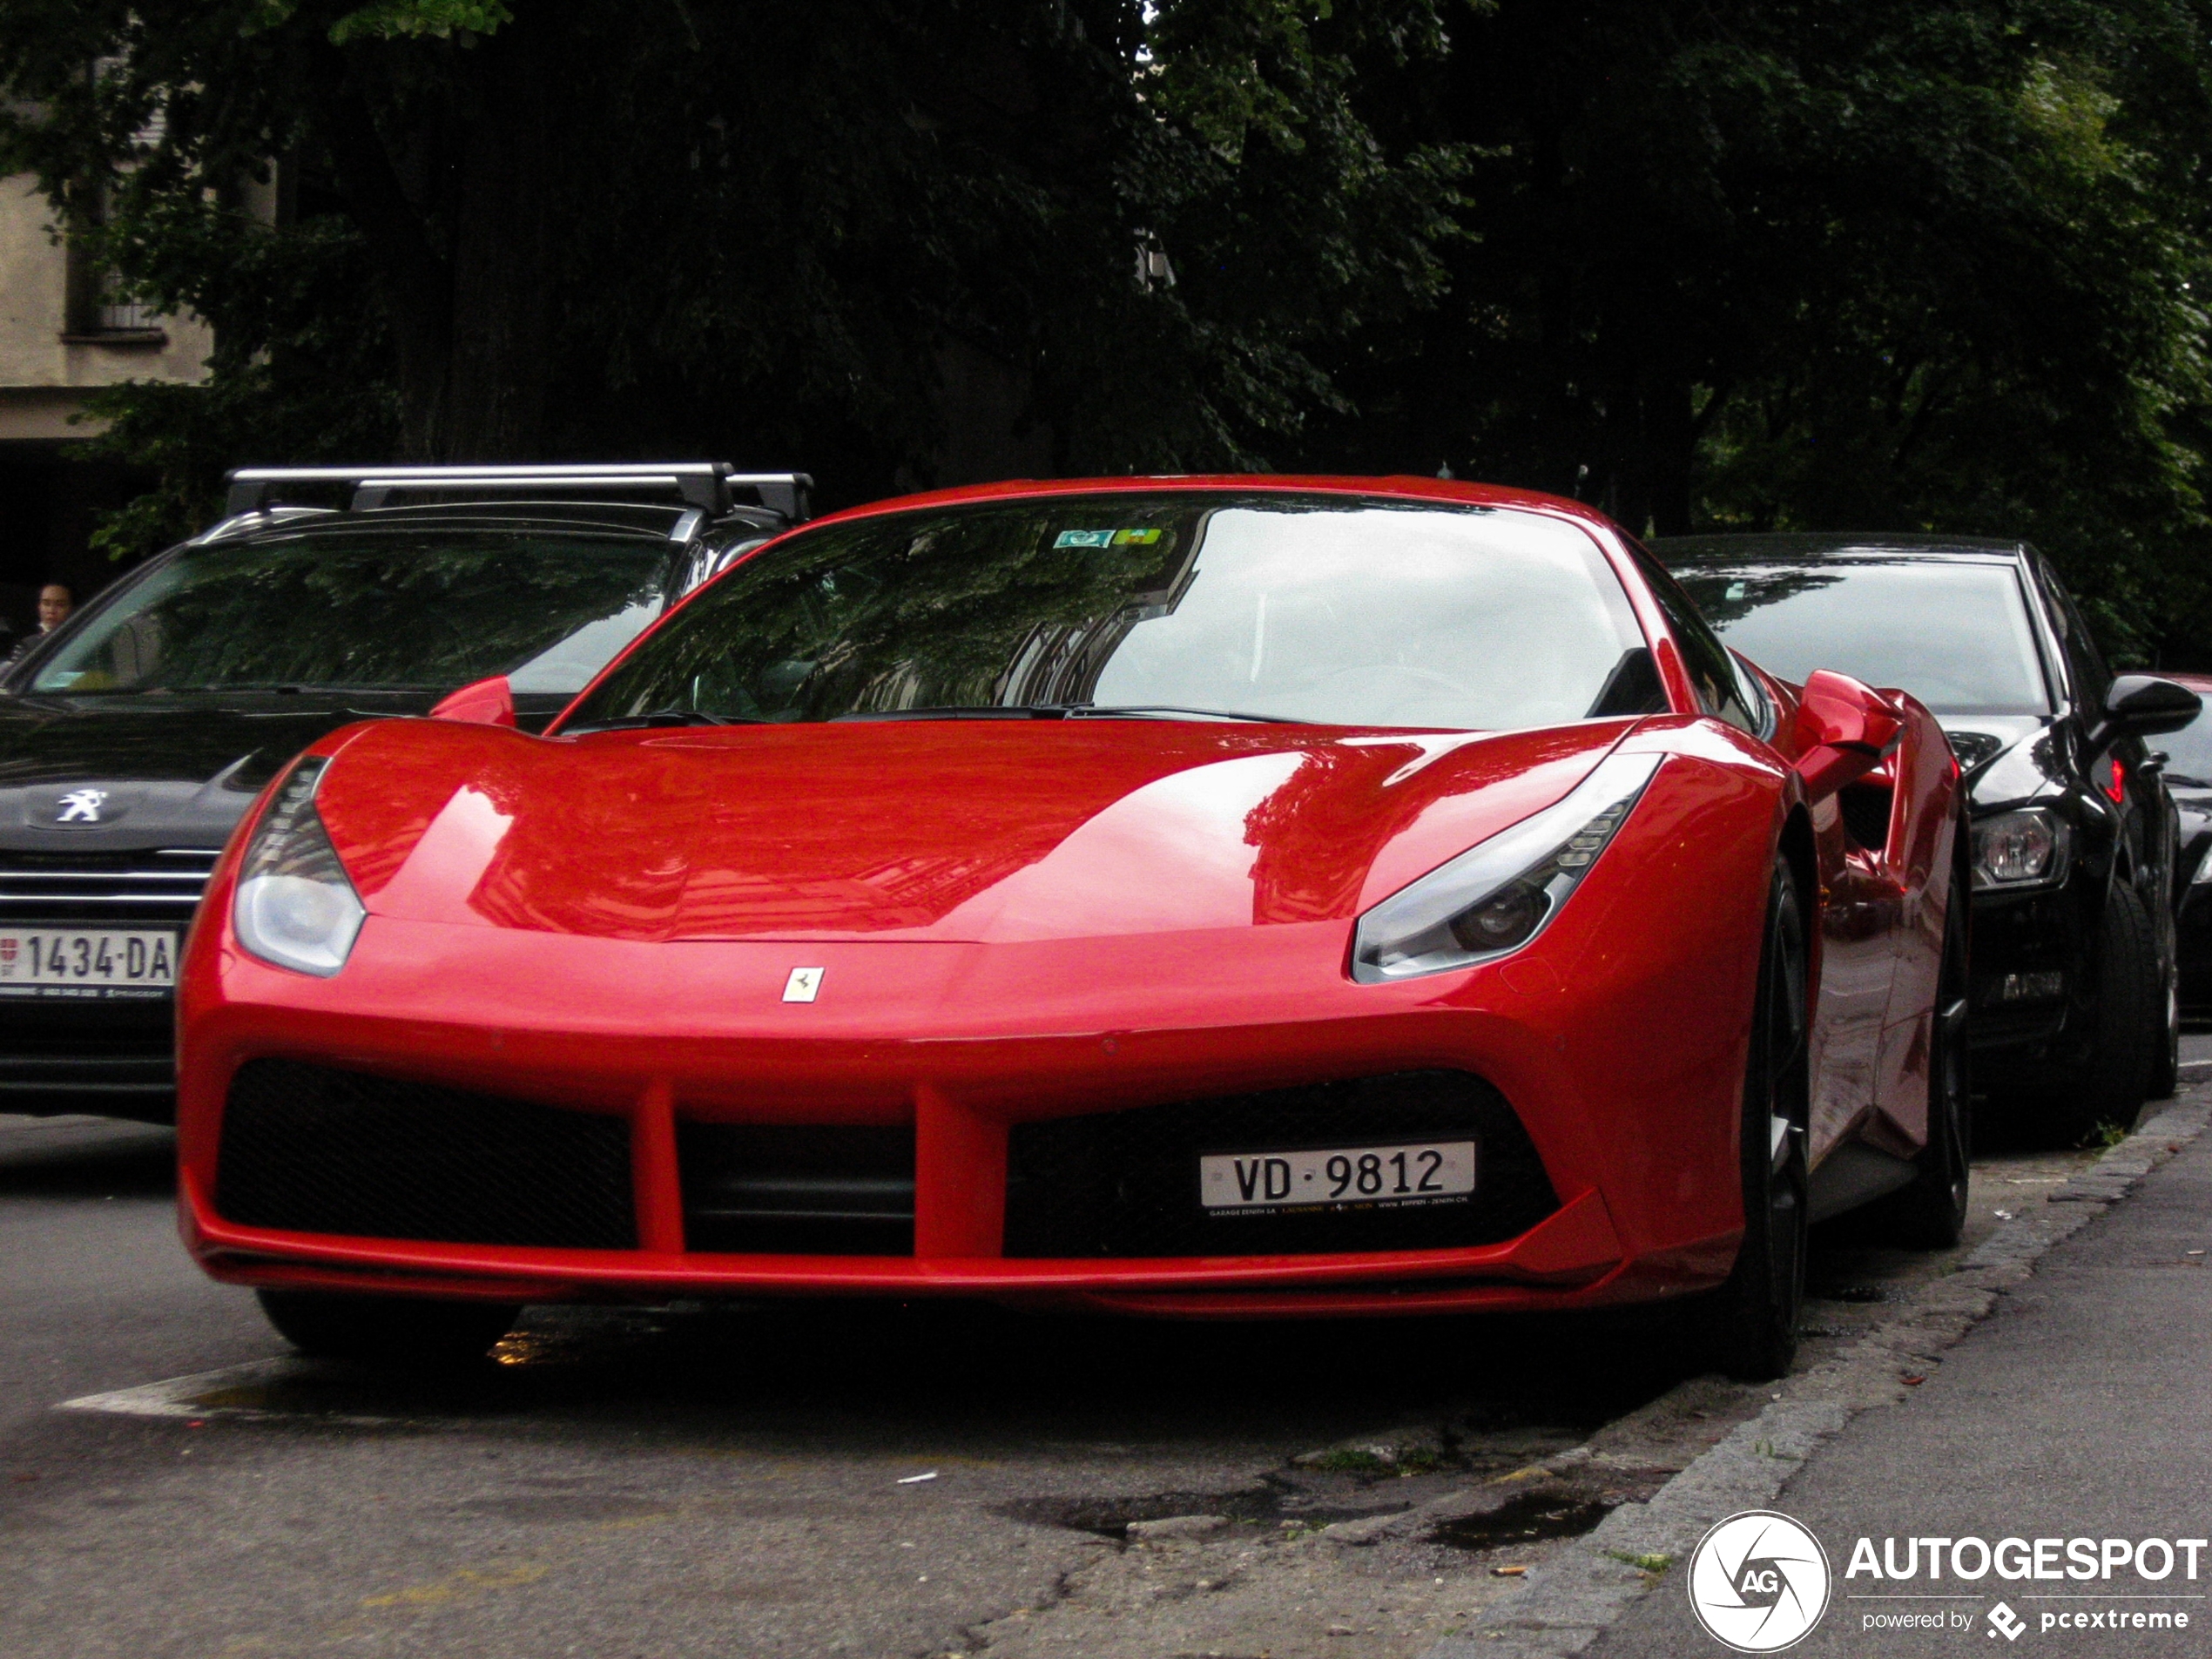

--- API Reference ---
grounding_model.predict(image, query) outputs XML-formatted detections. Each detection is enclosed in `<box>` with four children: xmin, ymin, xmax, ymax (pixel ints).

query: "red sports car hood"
<box><xmin>314</xmin><ymin>718</ymin><xmax>1637</xmax><ymax>945</ymax></box>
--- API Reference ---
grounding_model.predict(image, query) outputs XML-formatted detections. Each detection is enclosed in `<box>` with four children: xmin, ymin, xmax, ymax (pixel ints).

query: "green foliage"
<box><xmin>75</xmin><ymin>215</ymin><xmax>399</xmax><ymax>560</ymax></box>
<box><xmin>324</xmin><ymin>1</ymin><xmax>513</xmax><ymax>43</ymax></box>
<box><xmin>1305</xmin><ymin>0</ymin><xmax>2212</xmax><ymax>664</ymax></box>
<box><xmin>0</xmin><ymin>0</ymin><xmax>1462</xmax><ymax>557</ymax></box>
<box><xmin>246</xmin><ymin>0</ymin><xmax>514</xmax><ymax>41</ymax></box>
<box><xmin>4</xmin><ymin>0</ymin><xmax>2212</xmax><ymax>666</ymax></box>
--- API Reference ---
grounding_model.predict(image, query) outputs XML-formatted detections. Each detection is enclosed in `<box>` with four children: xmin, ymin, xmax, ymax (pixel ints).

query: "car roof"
<box><xmin>791</xmin><ymin>474</ymin><xmax>1622</xmax><ymax>538</ymax></box>
<box><xmin>1649</xmin><ymin>530</ymin><xmax>2030</xmax><ymax>563</ymax></box>
<box><xmin>196</xmin><ymin>499</ymin><xmax>782</xmax><ymax>549</ymax></box>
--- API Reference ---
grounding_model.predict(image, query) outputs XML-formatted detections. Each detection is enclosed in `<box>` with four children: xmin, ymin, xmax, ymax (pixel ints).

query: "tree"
<box><xmin>1305</xmin><ymin>0</ymin><xmax>2212</xmax><ymax>659</ymax></box>
<box><xmin>0</xmin><ymin>0</ymin><xmax>1460</xmax><ymax>540</ymax></box>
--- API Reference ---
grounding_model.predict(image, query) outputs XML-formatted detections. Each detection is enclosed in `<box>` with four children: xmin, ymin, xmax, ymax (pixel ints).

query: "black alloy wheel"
<box><xmin>1867</xmin><ymin>853</ymin><xmax>1972</xmax><ymax>1248</ymax></box>
<box><xmin>256</xmin><ymin>1289</ymin><xmax>522</xmax><ymax>1369</ymax></box>
<box><xmin>2029</xmin><ymin>879</ymin><xmax>2160</xmax><ymax>1146</ymax></box>
<box><xmin>1701</xmin><ymin>860</ymin><xmax>1811</xmax><ymax>1382</ymax></box>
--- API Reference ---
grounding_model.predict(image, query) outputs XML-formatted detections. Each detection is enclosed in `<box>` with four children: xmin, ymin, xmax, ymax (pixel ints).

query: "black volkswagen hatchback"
<box><xmin>0</xmin><ymin>463</ymin><xmax>807</xmax><ymax>1122</ymax></box>
<box><xmin>1659</xmin><ymin>533</ymin><xmax>2200</xmax><ymax>1142</ymax></box>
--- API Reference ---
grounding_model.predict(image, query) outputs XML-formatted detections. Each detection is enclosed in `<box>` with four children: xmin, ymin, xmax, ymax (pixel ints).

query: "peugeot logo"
<box><xmin>55</xmin><ymin>788</ymin><xmax>108</xmax><ymax>825</ymax></box>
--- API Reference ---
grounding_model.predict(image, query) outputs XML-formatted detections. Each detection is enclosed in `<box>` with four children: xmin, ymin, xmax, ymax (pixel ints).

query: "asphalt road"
<box><xmin>0</xmin><ymin>1056</ymin><xmax>2169</xmax><ymax>1659</ymax></box>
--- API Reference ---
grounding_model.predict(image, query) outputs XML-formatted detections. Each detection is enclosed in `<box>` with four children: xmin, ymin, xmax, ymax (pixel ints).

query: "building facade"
<box><xmin>0</xmin><ymin>173</ymin><xmax>213</xmax><ymax>639</ymax></box>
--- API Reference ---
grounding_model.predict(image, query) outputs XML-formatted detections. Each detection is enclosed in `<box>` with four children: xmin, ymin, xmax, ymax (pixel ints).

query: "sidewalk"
<box><xmin>1581</xmin><ymin>1112</ymin><xmax>2212</xmax><ymax>1656</ymax></box>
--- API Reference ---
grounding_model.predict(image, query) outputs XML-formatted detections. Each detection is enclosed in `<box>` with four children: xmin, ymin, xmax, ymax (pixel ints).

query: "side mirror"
<box><xmin>1792</xmin><ymin>669</ymin><xmax>1905</xmax><ymax>802</ymax></box>
<box><xmin>2089</xmin><ymin>674</ymin><xmax>2201</xmax><ymax>750</ymax></box>
<box><xmin>428</xmin><ymin>675</ymin><xmax>516</xmax><ymax>727</ymax></box>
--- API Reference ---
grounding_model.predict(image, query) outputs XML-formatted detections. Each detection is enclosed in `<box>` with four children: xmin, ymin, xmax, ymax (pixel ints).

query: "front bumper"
<box><xmin>1967</xmin><ymin>884</ymin><xmax>2084</xmax><ymax>1066</ymax></box>
<box><xmin>0</xmin><ymin>999</ymin><xmax>176</xmax><ymax>1120</ymax></box>
<box><xmin>179</xmin><ymin>884</ymin><xmax>1760</xmax><ymax>1316</ymax></box>
<box><xmin>2179</xmin><ymin>883</ymin><xmax>2212</xmax><ymax>1015</ymax></box>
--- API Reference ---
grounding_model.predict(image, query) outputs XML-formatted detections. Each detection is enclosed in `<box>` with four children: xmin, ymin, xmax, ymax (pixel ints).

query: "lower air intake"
<box><xmin>680</xmin><ymin>1123</ymin><xmax>915</xmax><ymax>1255</ymax></box>
<box><xmin>1003</xmin><ymin>1069</ymin><xmax>1555</xmax><ymax>1258</ymax></box>
<box><xmin>216</xmin><ymin>1059</ymin><xmax>636</xmax><ymax>1249</ymax></box>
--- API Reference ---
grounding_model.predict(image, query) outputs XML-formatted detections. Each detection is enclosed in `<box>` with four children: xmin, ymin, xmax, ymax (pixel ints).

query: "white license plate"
<box><xmin>1199</xmin><ymin>1140</ymin><xmax>1476</xmax><ymax>1211</ymax></box>
<box><xmin>0</xmin><ymin>929</ymin><xmax>178</xmax><ymax>998</ymax></box>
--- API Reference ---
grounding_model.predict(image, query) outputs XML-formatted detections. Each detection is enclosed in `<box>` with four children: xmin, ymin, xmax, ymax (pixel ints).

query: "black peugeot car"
<box><xmin>1658</xmin><ymin>533</ymin><xmax>2200</xmax><ymax>1143</ymax></box>
<box><xmin>0</xmin><ymin>462</ymin><xmax>808</xmax><ymax>1123</ymax></box>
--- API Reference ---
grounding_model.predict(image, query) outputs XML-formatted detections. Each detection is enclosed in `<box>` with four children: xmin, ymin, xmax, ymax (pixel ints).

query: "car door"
<box><xmin>2040</xmin><ymin>561</ymin><xmax>2177</xmax><ymax>959</ymax></box>
<box><xmin>1866</xmin><ymin>707</ymin><xmax>1956</xmax><ymax>1148</ymax></box>
<box><xmin>1629</xmin><ymin>548</ymin><xmax>1885</xmax><ymax>1155</ymax></box>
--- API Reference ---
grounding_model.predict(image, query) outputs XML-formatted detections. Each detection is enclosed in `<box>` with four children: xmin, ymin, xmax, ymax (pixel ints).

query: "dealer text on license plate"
<box><xmin>0</xmin><ymin>929</ymin><xmax>177</xmax><ymax>999</ymax></box>
<box><xmin>1199</xmin><ymin>1140</ymin><xmax>1476</xmax><ymax>1211</ymax></box>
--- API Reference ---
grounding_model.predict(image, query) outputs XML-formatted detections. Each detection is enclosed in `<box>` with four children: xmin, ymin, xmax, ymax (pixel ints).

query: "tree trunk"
<box><xmin>306</xmin><ymin>14</ymin><xmax>563</xmax><ymax>462</ymax></box>
<box><xmin>1645</xmin><ymin>374</ymin><xmax>1696</xmax><ymax>536</ymax></box>
<box><xmin>305</xmin><ymin>44</ymin><xmax>454</xmax><ymax>461</ymax></box>
<box><xmin>441</xmin><ymin>20</ymin><xmax>558</xmax><ymax>461</ymax></box>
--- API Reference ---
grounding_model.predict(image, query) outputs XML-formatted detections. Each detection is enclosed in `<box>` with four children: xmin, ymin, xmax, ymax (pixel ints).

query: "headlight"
<box><xmin>2191</xmin><ymin>845</ymin><xmax>2212</xmax><ymax>887</ymax></box>
<box><xmin>1971</xmin><ymin>807</ymin><xmax>2069</xmax><ymax>892</ymax></box>
<box><xmin>233</xmin><ymin>758</ymin><xmax>365</xmax><ymax>976</ymax></box>
<box><xmin>1352</xmin><ymin>751</ymin><xmax>1662</xmax><ymax>982</ymax></box>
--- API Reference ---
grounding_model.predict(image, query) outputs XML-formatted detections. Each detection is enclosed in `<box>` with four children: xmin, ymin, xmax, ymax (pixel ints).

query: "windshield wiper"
<box><xmin>831</xmin><ymin>706</ymin><xmax>1054</xmax><ymax>722</ymax></box>
<box><xmin>563</xmin><ymin>708</ymin><xmax>768</xmax><ymax>733</ymax></box>
<box><xmin>829</xmin><ymin>703</ymin><xmax>1299</xmax><ymax>724</ymax></box>
<box><xmin>1057</xmin><ymin>704</ymin><xmax>1299</xmax><ymax>724</ymax></box>
<box><xmin>125</xmin><ymin>683</ymin><xmax>429</xmax><ymax>696</ymax></box>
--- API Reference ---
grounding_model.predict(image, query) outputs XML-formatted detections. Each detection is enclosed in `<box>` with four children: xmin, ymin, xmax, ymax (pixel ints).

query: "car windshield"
<box><xmin>26</xmin><ymin>528</ymin><xmax>672</xmax><ymax>697</ymax></box>
<box><xmin>1670</xmin><ymin>558</ymin><xmax>2053</xmax><ymax>715</ymax></box>
<box><xmin>563</xmin><ymin>494</ymin><xmax>1653</xmax><ymax>732</ymax></box>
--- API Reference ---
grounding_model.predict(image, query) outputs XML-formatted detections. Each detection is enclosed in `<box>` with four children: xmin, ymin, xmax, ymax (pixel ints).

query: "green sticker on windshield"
<box><xmin>1055</xmin><ymin>528</ymin><xmax>1163</xmax><ymax>549</ymax></box>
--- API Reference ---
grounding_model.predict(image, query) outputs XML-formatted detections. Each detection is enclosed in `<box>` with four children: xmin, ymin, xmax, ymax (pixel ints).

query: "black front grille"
<box><xmin>0</xmin><ymin>846</ymin><xmax>217</xmax><ymax>927</ymax></box>
<box><xmin>1004</xmin><ymin>1070</ymin><xmax>1557</xmax><ymax>1258</ymax></box>
<box><xmin>680</xmin><ymin>1123</ymin><xmax>915</xmax><ymax>1255</ymax></box>
<box><xmin>0</xmin><ymin>1021</ymin><xmax>173</xmax><ymax>1089</ymax></box>
<box><xmin>216</xmin><ymin>1059</ymin><xmax>636</xmax><ymax>1249</ymax></box>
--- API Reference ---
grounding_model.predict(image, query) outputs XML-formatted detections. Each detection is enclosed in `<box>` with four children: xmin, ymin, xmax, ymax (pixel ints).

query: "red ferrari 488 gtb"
<box><xmin>175</xmin><ymin>477</ymin><xmax>1965</xmax><ymax>1379</ymax></box>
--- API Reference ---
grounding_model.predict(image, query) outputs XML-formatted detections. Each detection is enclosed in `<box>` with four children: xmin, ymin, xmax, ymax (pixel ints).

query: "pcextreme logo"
<box><xmin>1689</xmin><ymin>1510</ymin><xmax>1833</xmax><ymax>1652</ymax></box>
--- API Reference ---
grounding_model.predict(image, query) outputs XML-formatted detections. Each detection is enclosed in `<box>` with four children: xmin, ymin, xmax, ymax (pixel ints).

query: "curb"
<box><xmin>1420</xmin><ymin>1091</ymin><xmax>2212</xmax><ymax>1657</ymax></box>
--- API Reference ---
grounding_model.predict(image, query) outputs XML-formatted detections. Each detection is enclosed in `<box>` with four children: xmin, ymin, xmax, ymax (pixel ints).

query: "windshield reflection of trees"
<box><xmin>584</xmin><ymin>498</ymin><xmax>1216</xmax><ymax>722</ymax></box>
<box><xmin>48</xmin><ymin>535</ymin><xmax>668</xmax><ymax>693</ymax></box>
<box><xmin>610</xmin><ymin>494</ymin><xmax>1655</xmax><ymax>726</ymax></box>
<box><xmin>1670</xmin><ymin>564</ymin><xmax>1844</xmax><ymax>631</ymax></box>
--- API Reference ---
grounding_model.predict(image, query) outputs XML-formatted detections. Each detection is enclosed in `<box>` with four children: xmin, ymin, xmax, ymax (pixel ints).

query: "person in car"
<box><xmin>4</xmin><ymin>582</ymin><xmax>72</xmax><ymax>666</ymax></box>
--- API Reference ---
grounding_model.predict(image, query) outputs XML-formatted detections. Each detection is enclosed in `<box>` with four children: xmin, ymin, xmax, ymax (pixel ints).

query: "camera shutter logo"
<box><xmin>1687</xmin><ymin>1510</ymin><xmax>1831</xmax><ymax>1652</ymax></box>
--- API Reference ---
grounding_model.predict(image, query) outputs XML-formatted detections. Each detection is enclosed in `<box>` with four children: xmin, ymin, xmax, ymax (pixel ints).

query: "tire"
<box><xmin>1865</xmin><ymin>877</ymin><xmax>1971</xmax><ymax>1248</ymax></box>
<box><xmin>2148</xmin><ymin>954</ymin><xmax>2181</xmax><ymax>1102</ymax></box>
<box><xmin>2030</xmin><ymin>880</ymin><xmax>2159</xmax><ymax>1145</ymax></box>
<box><xmin>1698</xmin><ymin>860</ymin><xmax>1811</xmax><ymax>1382</ymax></box>
<box><xmin>257</xmin><ymin>1289</ymin><xmax>520</xmax><ymax>1368</ymax></box>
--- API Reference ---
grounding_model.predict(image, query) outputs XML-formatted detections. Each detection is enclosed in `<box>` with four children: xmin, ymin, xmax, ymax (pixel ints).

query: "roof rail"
<box><xmin>221</xmin><ymin>464</ymin><xmax>813</xmax><ymax>522</ymax></box>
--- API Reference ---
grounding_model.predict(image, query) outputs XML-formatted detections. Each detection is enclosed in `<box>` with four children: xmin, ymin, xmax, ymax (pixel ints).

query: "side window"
<box><xmin>2039</xmin><ymin>561</ymin><xmax>2109</xmax><ymax>711</ymax></box>
<box><xmin>1729</xmin><ymin>648</ymin><xmax>1777</xmax><ymax>739</ymax></box>
<box><xmin>1626</xmin><ymin>543</ymin><xmax>1759</xmax><ymax>734</ymax></box>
